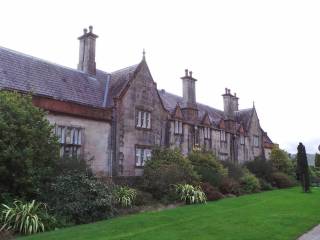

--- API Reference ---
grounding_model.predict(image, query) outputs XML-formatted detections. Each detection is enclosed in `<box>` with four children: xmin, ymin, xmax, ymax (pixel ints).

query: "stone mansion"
<box><xmin>0</xmin><ymin>26</ymin><xmax>274</xmax><ymax>177</ymax></box>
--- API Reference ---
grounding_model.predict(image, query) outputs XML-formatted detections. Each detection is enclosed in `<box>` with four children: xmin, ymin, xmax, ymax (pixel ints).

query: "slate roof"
<box><xmin>0</xmin><ymin>46</ymin><xmax>112</xmax><ymax>108</ymax></box>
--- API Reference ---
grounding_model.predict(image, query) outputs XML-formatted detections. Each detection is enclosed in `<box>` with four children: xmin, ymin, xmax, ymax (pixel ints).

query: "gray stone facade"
<box><xmin>0</xmin><ymin>26</ymin><xmax>274</xmax><ymax>177</ymax></box>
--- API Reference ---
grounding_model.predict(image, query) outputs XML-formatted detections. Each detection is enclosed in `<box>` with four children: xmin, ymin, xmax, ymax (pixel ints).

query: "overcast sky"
<box><xmin>1</xmin><ymin>0</ymin><xmax>320</xmax><ymax>153</ymax></box>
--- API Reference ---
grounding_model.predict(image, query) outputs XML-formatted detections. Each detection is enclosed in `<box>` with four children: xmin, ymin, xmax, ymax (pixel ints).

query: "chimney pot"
<box><xmin>185</xmin><ymin>69</ymin><xmax>188</xmax><ymax>77</ymax></box>
<box><xmin>89</xmin><ymin>26</ymin><xmax>93</xmax><ymax>33</ymax></box>
<box><xmin>83</xmin><ymin>28</ymin><xmax>88</xmax><ymax>34</ymax></box>
<box><xmin>189</xmin><ymin>71</ymin><xmax>193</xmax><ymax>78</ymax></box>
<box><xmin>234</xmin><ymin>93</ymin><xmax>237</xmax><ymax>97</ymax></box>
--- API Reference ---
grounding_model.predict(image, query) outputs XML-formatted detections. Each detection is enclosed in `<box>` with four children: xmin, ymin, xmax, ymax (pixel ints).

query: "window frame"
<box><xmin>253</xmin><ymin>135</ymin><xmax>260</xmax><ymax>147</ymax></box>
<box><xmin>220</xmin><ymin>130</ymin><xmax>226</xmax><ymax>142</ymax></box>
<box><xmin>174</xmin><ymin>119</ymin><xmax>183</xmax><ymax>135</ymax></box>
<box><xmin>240</xmin><ymin>135</ymin><xmax>245</xmax><ymax>145</ymax></box>
<box><xmin>135</xmin><ymin>145</ymin><xmax>152</xmax><ymax>168</ymax></box>
<box><xmin>55</xmin><ymin>125</ymin><xmax>83</xmax><ymax>158</ymax></box>
<box><xmin>136</xmin><ymin>109</ymin><xmax>152</xmax><ymax>130</ymax></box>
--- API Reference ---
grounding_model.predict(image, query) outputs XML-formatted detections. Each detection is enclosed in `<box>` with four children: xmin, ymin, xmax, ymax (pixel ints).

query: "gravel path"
<box><xmin>298</xmin><ymin>225</ymin><xmax>320</xmax><ymax>240</ymax></box>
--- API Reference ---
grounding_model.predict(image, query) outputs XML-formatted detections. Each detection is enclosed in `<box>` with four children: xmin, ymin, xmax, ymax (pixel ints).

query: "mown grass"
<box><xmin>20</xmin><ymin>187</ymin><xmax>320</xmax><ymax>240</ymax></box>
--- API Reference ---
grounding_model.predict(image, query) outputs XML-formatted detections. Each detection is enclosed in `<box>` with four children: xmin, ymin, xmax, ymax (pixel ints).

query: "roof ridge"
<box><xmin>111</xmin><ymin>63</ymin><xmax>140</xmax><ymax>74</ymax></box>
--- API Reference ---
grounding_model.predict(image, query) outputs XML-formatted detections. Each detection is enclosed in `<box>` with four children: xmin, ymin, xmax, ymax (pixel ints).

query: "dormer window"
<box><xmin>136</xmin><ymin>109</ymin><xmax>151</xmax><ymax>129</ymax></box>
<box><xmin>174</xmin><ymin>120</ymin><xmax>183</xmax><ymax>135</ymax></box>
<box><xmin>204</xmin><ymin>127</ymin><xmax>211</xmax><ymax>139</ymax></box>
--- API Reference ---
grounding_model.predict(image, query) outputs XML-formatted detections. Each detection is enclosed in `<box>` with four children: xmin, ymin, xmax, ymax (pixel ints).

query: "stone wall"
<box><xmin>114</xmin><ymin>62</ymin><xmax>168</xmax><ymax>176</ymax></box>
<box><xmin>46</xmin><ymin>113</ymin><xmax>112</xmax><ymax>175</ymax></box>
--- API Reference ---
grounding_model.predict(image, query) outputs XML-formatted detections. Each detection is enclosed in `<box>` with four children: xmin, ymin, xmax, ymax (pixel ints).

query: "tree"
<box><xmin>315</xmin><ymin>153</ymin><xmax>320</xmax><ymax>168</ymax></box>
<box><xmin>297</xmin><ymin>142</ymin><xmax>310</xmax><ymax>192</ymax></box>
<box><xmin>270</xmin><ymin>147</ymin><xmax>294</xmax><ymax>175</ymax></box>
<box><xmin>0</xmin><ymin>91</ymin><xmax>59</xmax><ymax>200</ymax></box>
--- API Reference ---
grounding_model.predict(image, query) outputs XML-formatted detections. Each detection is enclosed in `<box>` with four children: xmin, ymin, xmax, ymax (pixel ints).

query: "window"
<box><xmin>136</xmin><ymin>110</ymin><xmax>151</xmax><ymax>129</ymax></box>
<box><xmin>204</xmin><ymin>127</ymin><xmax>211</xmax><ymax>139</ymax></box>
<box><xmin>55</xmin><ymin>126</ymin><xmax>82</xmax><ymax>157</ymax></box>
<box><xmin>253</xmin><ymin>136</ymin><xmax>259</xmax><ymax>147</ymax></box>
<box><xmin>240</xmin><ymin>135</ymin><xmax>245</xmax><ymax>145</ymax></box>
<box><xmin>174</xmin><ymin>120</ymin><xmax>183</xmax><ymax>135</ymax></box>
<box><xmin>220</xmin><ymin>131</ymin><xmax>226</xmax><ymax>142</ymax></box>
<box><xmin>135</xmin><ymin>147</ymin><xmax>152</xmax><ymax>167</ymax></box>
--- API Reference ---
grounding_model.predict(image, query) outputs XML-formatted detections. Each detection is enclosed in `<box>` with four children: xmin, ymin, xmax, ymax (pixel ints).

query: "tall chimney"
<box><xmin>181</xmin><ymin>69</ymin><xmax>197</xmax><ymax>107</ymax></box>
<box><xmin>77</xmin><ymin>26</ymin><xmax>98</xmax><ymax>75</ymax></box>
<box><xmin>222</xmin><ymin>88</ymin><xmax>239</xmax><ymax>120</ymax></box>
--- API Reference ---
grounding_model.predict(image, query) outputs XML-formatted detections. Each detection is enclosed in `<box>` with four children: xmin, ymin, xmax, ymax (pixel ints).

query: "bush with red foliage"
<box><xmin>200</xmin><ymin>182</ymin><xmax>224</xmax><ymax>201</ymax></box>
<box><xmin>219</xmin><ymin>177</ymin><xmax>241</xmax><ymax>196</ymax></box>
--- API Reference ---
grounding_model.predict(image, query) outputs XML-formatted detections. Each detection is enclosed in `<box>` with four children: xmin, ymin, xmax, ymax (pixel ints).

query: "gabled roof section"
<box><xmin>158</xmin><ymin>90</ymin><xmax>223</xmax><ymax>127</ymax></box>
<box><xmin>105</xmin><ymin>63</ymin><xmax>140</xmax><ymax>107</ymax></box>
<box><xmin>235</xmin><ymin>108</ymin><xmax>254</xmax><ymax>131</ymax></box>
<box><xmin>0</xmin><ymin>46</ymin><xmax>109</xmax><ymax>108</ymax></box>
<box><xmin>201</xmin><ymin>112</ymin><xmax>211</xmax><ymax>126</ymax></box>
<box><xmin>173</xmin><ymin>103</ymin><xmax>183</xmax><ymax>119</ymax></box>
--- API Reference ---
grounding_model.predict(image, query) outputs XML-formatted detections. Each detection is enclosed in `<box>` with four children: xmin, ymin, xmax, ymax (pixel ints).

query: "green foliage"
<box><xmin>113</xmin><ymin>186</ymin><xmax>137</xmax><ymax>208</ymax></box>
<box><xmin>270</xmin><ymin>147</ymin><xmax>294</xmax><ymax>175</ymax></box>
<box><xmin>0</xmin><ymin>200</ymin><xmax>56</xmax><ymax>235</ymax></box>
<box><xmin>315</xmin><ymin>153</ymin><xmax>320</xmax><ymax>168</ymax></box>
<box><xmin>220</xmin><ymin>161</ymin><xmax>244</xmax><ymax>181</ymax></box>
<box><xmin>297</xmin><ymin>143</ymin><xmax>311</xmax><ymax>192</ymax></box>
<box><xmin>200</xmin><ymin>182</ymin><xmax>224</xmax><ymax>201</ymax></box>
<box><xmin>0</xmin><ymin>91</ymin><xmax>59</xmax><ymax>200</ymax></box>
<box><xmin>188</xmin><ymin>151</ymin><xmax>227</xmax><ymax>187</ymax></box>
<box><xmin>175</xmin><ymin>184</ymin><xmax>206</xmax><ymax>204</ymax></box>
<box><xmin>43</xmin><ymin>172</ymin><xmax>115</xmax><ymax>224</ymax></box>
<box><xmin>142</xmin><ymin>148</ymin><xmax>199</xmax><ymax>200</ymax></box>
<box><xmin>309</xmin><ymin>167</ymin><xmax>320</xmax><ymax>187</ymax></box>
<box><xmin>240</xmin><ymin>169</ymin><xmax>261</xmax><ymax>194</ymax></box>
<box><xmin>259</xmin><ymin>178</ymin><xmax>274</xmax><ymax>191</ymax></box>
<box><xmin>271</xmin><ymin>172</ymin><xmax>295</xmax><ymax>189</ymax></box>
<box><xmin>245</xmin><ymin>157</ymin><xmax>273</xmax><ymax>181</ymax></box>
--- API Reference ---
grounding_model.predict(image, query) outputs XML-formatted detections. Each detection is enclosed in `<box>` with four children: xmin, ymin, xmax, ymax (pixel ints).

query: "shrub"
<box><xmin>220</xmin><ymin>161</ymin><xmax>244</xmax><ymax>181</ymax></box>
<box><xmin>259</xmin><ymin>178</ymin><xmax>274</xmax><ymax>191</ymax></box>
<box><xmin>315</xmin><ymin>153</ymin><xmax>320</xmax><ymax>168</ymax></box>
<box><xmin>309</xmin><ymin>166</ymin><xmax>320</xmax><ymax>187</ymax></box>
<box><xmin>188</xmin><ymin>151</ymin><xmax>227</xmax><ymax>187</ymax></box>
<box><xmin>270</xmin><ymin>147</ymin><xmax>294</xmax><ymax>176</ymax></box>
<box><xmin>142</xmin><ymin>148</ymin><xmax>199</xmax><ymax>200</ymax></box>
<box><xmin>240</xmin><ymin>169</ymin><xmax>261</xmax><ymax>194</ymax></box>
<box><xmin>271</xmin><ymin>172</ymin><xmax>295</xmax><ymax>189</ymax></box>
<box><xmin>219</xmin><ymin>177</ymin><xmax>241</xmax><ymax>196</ymax></box>
<box><xmin>134</xmin><ymin>191</ymin><xmax>156</xmax><ymax>206</ymax></box>
<box><xmin>175</xmin><ymin>184</ymin><xmax>206</xmax><ymax>204</ymax></box>
<box><xmin>245</xmin><ymin>157</ymin><xmax>273</xmax><ymax>181</ymax></box>
<box><xmin>0</xmin><ymin>91</ymin><xmax>59</xmax><ymax>200</ymax></box>
<box><xmin>0</xmin><ymin>200</ymin><xmax>56</xmax><ymax>235</ymax></box>
<box><xmin>200</xmin><ymin>182</ymin><xmax>224</xmax><ymax>201</ymax></box>
<box><xmin>113</xmin><ymin>186</ymin><xmax>137</xmax><ymax>208</ymax></box>
<box><xmin>43</xmin><ymin>172</ymin><xmax>115</xmax><ymax>224</ymax></box>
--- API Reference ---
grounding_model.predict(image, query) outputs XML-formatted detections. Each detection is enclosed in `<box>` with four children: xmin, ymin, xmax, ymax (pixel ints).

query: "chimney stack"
<box><xmin>181</xmin><ymin>69</ymin><xmax>197</xmax><ymax>106</ymax></box>
<box><xmin>222</xmin><ymin>88</ymin><xmax>239</xmax><ymax>120</ymax></box>
<box><xmin>78</xmin><ymin>26</ymin><xmax>98</xmax><ymax>75</ymax></box>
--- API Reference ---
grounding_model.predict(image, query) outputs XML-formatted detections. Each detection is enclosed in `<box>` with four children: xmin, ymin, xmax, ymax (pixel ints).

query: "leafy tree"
<box><xmin>315</xmin><ymin>153</ymin><xmax>320</xmax><ymax>168</ymax></box>
<box><xmin>297</xmin><ymin>143</ymin><xmax>310</xmax><ymax>192</ymax></box>
<box><xmin>142</xmin><ymin>148</ymin><xmax>199</xmax><ymax>200</ymax></box>
<box><xmin>0</xmin><ymin>91</ymin><xmax>59</xmax><ymax>200</ymax></box>
<box><xmin>270</xmin><ymin>147</ymin><xmax>294</xmax><ymax>175</ymax></box>
<box><xmin>245</xmin><ymin>157</ymin><xmax>273</xmax><ymax>181</ymax></box>
<box><xmin>188</xmin><ymin>151</ymin><xmax>227</xmax><ymax>187</ymax></box>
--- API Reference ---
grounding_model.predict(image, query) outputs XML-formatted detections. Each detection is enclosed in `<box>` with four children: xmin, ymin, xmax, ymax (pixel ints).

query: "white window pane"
<box><xmin>61</xmin><ymin>127</ymin><xmax>65</xmax><ymax>144</ymax></box>
<box><xmin>179</xmin><ymin>122</ymin><xmax>183</xmax><ymax>134</ymax></box>
<box><xmin>137</xmin><ymin>111</ymin><xmax>142</xmax><ymax>127</ymax></box>
<box><xmin>146</xmin><ymin>112</ymin><xmax>151</xmax><ymax>129</ymax></box>
<box><xmin>136</xmin><ymin>148</ymin><xmax>141</xmax><ymax>166</ymax></box>
<box><xmin>78</xmin><ymin>129</ymin><xmax>82</xmax><ymax>145</ymax></box>
<box><xmin>141</xmin><ymin>149</ymin><xmax>145</xmax><ymax>166</ymax></box>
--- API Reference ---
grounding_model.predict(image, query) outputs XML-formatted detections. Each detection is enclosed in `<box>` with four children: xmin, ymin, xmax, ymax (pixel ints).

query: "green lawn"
<box><xmin>20</xmin><ymin>187</ymin><xmax>320</xmax><ymax>240</ymax></box>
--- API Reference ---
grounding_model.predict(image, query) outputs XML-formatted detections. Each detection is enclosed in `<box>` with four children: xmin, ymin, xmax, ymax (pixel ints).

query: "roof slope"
<box><xmin>0</xmin><ymin>46</ymin><xmax>109</xmax><ymax>108</ymax></box>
